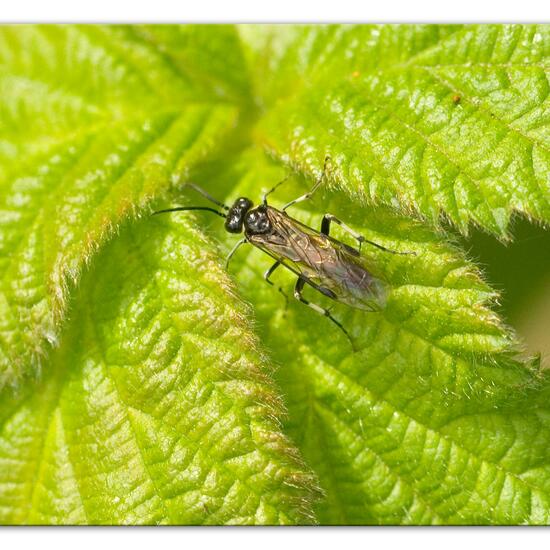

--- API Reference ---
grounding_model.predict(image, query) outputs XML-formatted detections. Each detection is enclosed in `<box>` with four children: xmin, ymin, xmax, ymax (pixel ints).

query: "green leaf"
<box><xmin>1</xmin><ymin>24</ymin><xmax>549</xmax><ymax>525</ymax></box>
<box><xmin>204</xmin><ymin>147</ymin><xmax>550</xmax><ymax>524</ymax></box>
<box><xmin>0</xmin><ymin>24</ymin><xmax>243</xmax><ymax>386</ymax></box>
<box><xmin>246</xmin><ymin>24</ymin><xmax>550</xmax><ymax>237</ymax></box>
<box><xmin>0</xmin><ymin>216</ymin><xmax>318</xmax><ymax>524</ymax></box>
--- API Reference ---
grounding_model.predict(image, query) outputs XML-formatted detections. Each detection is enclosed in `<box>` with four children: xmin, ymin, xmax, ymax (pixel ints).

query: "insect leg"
<box><xmin>264</xmin><ymin>261</ymin><xmax>288</xmax><ymax>305</ymax></box>
<box><xmin>225</xmin><ymin>238</ymin><xmax>247</xmax><ymax>270</ymax></box>
<box><xmin>282</xmin><ymin>155</ymin><xmax>331</xmax><ymax>212</ymax></box>
<box><xmin>321</xmin><ymin>214</ymin><xmax>415</xmax><ymax>256</ymax></box>
<box><xmin>293</xmin><ymin>277</ymin><xmax>355</xmax><ymax>350</ymax></box>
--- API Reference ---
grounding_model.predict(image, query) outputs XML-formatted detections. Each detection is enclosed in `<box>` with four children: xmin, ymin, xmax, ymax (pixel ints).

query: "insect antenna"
<box><xmin>262</xmin><ymin>173</ymin><xmax>292</xmax><ymax>204</ymax></box>
<box><xmin>183</xmin><ymin>183</ymin><xmax>229</xmax><ymax>210</ymax></box>
<box><xmin>153</xmin><ymin>183</ymin><xmax>229</xmax><ymax>218</ymax></box>
<box><xmin>152</xmin><ymin>206</ymin><xmax>227</xmax><ymax>219</ymax></box>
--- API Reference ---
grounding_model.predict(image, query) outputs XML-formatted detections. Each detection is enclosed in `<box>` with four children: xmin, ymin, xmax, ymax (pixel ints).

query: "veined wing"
<box><xmin>247</xmin><ymin>208</ymin><xmax>387</xmax><ymax>310</ymax></box>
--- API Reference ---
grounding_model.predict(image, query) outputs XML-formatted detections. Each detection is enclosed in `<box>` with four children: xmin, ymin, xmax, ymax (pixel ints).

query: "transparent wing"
<box><xmin>248</xmin><ymin>208</ymin><xmax>386</xmax><ymax>310</ymax></box>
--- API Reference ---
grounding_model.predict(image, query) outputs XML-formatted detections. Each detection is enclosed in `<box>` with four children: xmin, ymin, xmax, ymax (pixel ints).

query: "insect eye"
<box><xmin>235</xmin><ymin>197</ymin><xmax>253</xmax><ymax>210</ymax></box>
<box><xmin>224</xmin><ymin>197</ymin><xmax>253</xmax><ymax>234</ymax></box>
<box><xmin>225</xmin><ymin>211</ymin><xmax>244</xmax><ymax>233</ymax></box>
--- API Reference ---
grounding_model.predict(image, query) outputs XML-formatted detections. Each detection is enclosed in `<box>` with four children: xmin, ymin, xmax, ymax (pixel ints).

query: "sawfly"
<box><xmin>154</xmin><ymin>157</ymin><xmax>415</xmax><ymax>349</ymax></box>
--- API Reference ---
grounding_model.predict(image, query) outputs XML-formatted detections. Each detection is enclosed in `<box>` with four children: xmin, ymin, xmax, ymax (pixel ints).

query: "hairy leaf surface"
<box><xmin>0</xmin><ymin>25</ymin><xmax>242</xmax><ymax>385</ymax></box>
<box><xmin>203</xmin><ymin>148</ymin><xmax>550</xmax><ymax>524</ymax></box>
<box><xmin>0</xmin><ymin>24</ymin><xmax>549</xmax><ymax>525</ymax></box>
<box><xmin>0</xmin><ymin>216</ymin><xmax>318</xmax><ymax>524</ymax></box>
<box><xmin>245</xmin><ymin>25</ymin><xmax>550</xmax><ymax>236</ymax></box>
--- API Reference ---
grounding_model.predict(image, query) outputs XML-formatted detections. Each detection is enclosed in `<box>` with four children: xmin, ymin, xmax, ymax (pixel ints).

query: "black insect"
<box><xmin>154</xmin><ymin>158</ymin><xmax>414</xmax><ymax>348</ymax></box>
